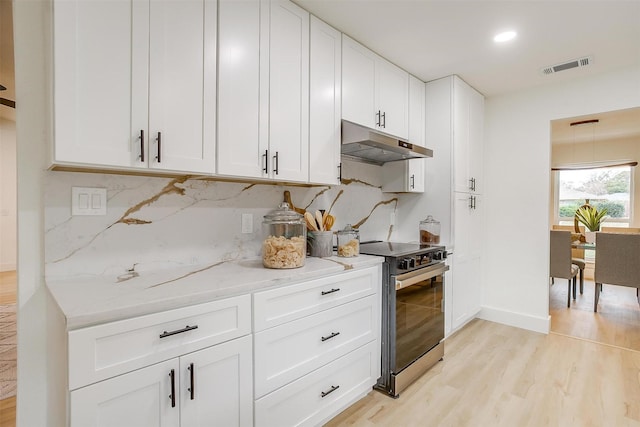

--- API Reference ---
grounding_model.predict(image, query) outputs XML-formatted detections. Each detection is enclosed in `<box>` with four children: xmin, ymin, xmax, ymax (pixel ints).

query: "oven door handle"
<box><xmin>395</xmin><ymin>263</ymin><xmax>449</xmax><ymax>290</ymax></box>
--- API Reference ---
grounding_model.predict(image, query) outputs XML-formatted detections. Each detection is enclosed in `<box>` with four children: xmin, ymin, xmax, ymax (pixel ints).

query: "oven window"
<box><xmin>395</xmin><ymin>275</ymin><xmax>444</xmax><ymax>372</ymax></box>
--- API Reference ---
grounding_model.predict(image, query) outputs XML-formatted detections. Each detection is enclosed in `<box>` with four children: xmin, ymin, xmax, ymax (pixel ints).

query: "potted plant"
<box><xmin>574</xmin><ymin>205</ymin><xmax>608</xmax><ymax>242</ymax></box>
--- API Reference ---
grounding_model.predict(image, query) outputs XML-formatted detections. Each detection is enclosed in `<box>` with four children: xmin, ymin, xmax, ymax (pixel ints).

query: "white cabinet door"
<box><xmin>342</xmin><ymin>35</ymin><xmax>408</xmax><ymax>139</ymax></box>
<box><xmin>53</xmin><ymin>0</ymin><xmax>149</xmax><ymax>168</ymax></box>
<box><xmin>453</xmin><ymin>76</ymin><xmax>484</xmax><ymax>194</ymax></box>
<box><xmin>181</xmin><ymin>336</ymin><xmax>253</xmax><ymax>427</ymax></box>
<box><xmin>148</xmin><ymin>0</ymin><xmax>216</xmax><ymax>173</ymax></box>
<box><xmin>376</xmin><ymin>58</ymin><xmax>409</xmax><ymax>139</ymax></box>
<box><xmin>408</xmin><ymin>75</ymin><xmax>426</xmax><ymax>147</ymax></box>
<box><xmin>468</xmin><ymin>85</ymin><xmax>485</xmax><ymax>194</ymax></box>
<box><xmin>70</xmin><ymin>359</ymin><xmax>180</xmax><ymax>427</ymax></box>
<box><xmin>218</xmin><ymin>0</ymin><xmax>309</xmax><ymax>182</ymax></box>
<box><xmin>267</xmin><ymin>0</ymin><xmax>309</xmax><ymax>182</ymax></box>
<box><xmin>381</xmin><ymin>158</ymin><xmax>424</xmax><ymax>193</ymax></box>
<box><xmin>309</xmin><ymin>16</ymin><xmax>341</xmax><ymax>185</ymax></box>
<box><xmin>217</xmin><ymin>0</ymin><xmax>263</xmax><ymax>178</ymax></box>
<box><xmin>341</xmin><ymin>35</ymin><xmax>376</xmax><ymax>130</ymax></box>
<box><xmin>453</xmin><ymin>77</ymin><xmax>471</xmax><ymax>193</ymax></box>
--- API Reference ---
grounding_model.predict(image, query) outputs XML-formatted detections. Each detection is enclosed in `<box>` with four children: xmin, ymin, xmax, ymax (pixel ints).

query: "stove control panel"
<box><xmin>395</xmin><ymin>250</ymin><xmax>446</xmax><ymax>273</ymax></box>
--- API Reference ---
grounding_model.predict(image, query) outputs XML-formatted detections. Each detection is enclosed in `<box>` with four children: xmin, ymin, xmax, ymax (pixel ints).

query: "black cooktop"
<box><xmin>359</xmin><ymin>241</ymin><xmax>445</xmax><ymax>258</ymax></box>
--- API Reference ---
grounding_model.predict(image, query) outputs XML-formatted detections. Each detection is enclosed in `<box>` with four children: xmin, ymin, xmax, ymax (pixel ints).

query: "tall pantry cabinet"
<box><xmin>53</xmin><ymin>0</ymin><xmax>217</xmax><ymax>173</ymax></box>
<box><xmin>217</xmin><ymin>0</ymin><xmax>309</xmax><ymax>183</ymax></box>
<box><xmin>426</xmin><ymin>75</ymin><xmax>485</xmax><ymax>334</ymax></box>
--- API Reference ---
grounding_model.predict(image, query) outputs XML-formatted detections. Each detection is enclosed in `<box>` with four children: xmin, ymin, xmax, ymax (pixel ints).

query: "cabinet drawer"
<box><xmin>69</xmin><ymin>295</ymin><xmax>251</xmax><ymax>390</ymax></box>
<box><xmin>254</xmin><ymin>266</ymin><xmax>379</xmax><ymax>331</ymax></box>
<box><xmin>255</xmin><ymin>341</ymin><xmax>379</xmax><ymax>427</ymax></box>
<box><xmin>254</xmin><ymin>295</ymin><xmax>377</xmax><ymax>398</ymax></box>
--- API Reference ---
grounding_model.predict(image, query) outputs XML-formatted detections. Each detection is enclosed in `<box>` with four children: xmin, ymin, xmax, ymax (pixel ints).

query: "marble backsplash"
<box><xmin>44</xmin><ymin>161</ymin><xmax>400</xmax><ymax>278</ymax></box>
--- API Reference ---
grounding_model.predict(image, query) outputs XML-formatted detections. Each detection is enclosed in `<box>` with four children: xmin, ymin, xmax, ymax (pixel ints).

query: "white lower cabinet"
<box><xmin>71</xmin><ymin>335</ymin><xmax>252</xmax><ymax>427</ymax></box>
<box><xmin>66</xmin><ymin>266</ymin><xmax>381</xmax><ymax>426</ymax></box>
<box><xmin>255</xmin><ymin>341</ymin><xmax>378</xmax><ymax>427</ymax></box>
<box><xmin>68</xmin><ymin>296</ymin><xmax>253</xmax><ymax>427</ymax></box>
<box><xmin>253</xmin><ymin>265</ymin><xmax>381</xmax><ymax>426</ymax></box>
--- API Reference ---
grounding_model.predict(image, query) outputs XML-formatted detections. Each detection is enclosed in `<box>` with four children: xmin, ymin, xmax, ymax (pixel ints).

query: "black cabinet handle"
<box><xmin>321</xmin><ymin>288</ymin><xmax>340</xmax><ymax>296</ymax></box>
<box><xmin>410</xmin><ymin>174</ymin><xmax>415</xmax><ymax>189</ymax></box>
<box><xmin>155</xmin><ymin>132</ymin><xmax>162</xmax><ymax>163</ymax></box>
<box><xmin>321</xmin><ymin>331</ymin><xmax>340</xmax><ymax>342</ymax></box>
<box><xmin>262</xmin><ymin>150</ymin><xmax>269</xmax><ymax>174</ymax></box>
<box><xmin>338</xmin><ymin>162</ymin><xmax>342</xmax><ymax>182</ymax></box>
<box><xmin>375</xmin><ymin>110</ymin><xmax>381</xmax><ymax>127</ymax></box>
<box><xmin>159</xmin><ymin>325</ymin><xmax>198</xmax><ymax>339</ymax></box>
<box><xmin>139</xmin><ymin>130</ymin><xmax>145</xmax><ymax>162</ymax></box>
<box><xmin>381</xmin><ymin>111</ymin><xmax>386</xmax><ymax>128</ymax></box>
<box><xmin>273</xmin><ymin>151</ymin><xmax>279</xmax><ymax>175</ymax></box>
<box><xmin>321</xmin><ymin>385</ymin><xmax>340</xmax><ymax>398</ymax></box>
<box><xmin>188</xmin><ymin>363</ymin><xmax>195</xmax><ymax>400</ymax></box>
<box><xmin>169</xmin><ymin>369</ymin><xmax>176</xmax><ymax>408</ymax></box>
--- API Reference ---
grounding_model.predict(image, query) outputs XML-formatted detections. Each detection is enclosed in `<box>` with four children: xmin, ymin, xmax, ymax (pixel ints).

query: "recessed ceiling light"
<box><xmin>494</xmin><ymin>31</ymin><xmax>517</xmax><ymax>43</ymax></box>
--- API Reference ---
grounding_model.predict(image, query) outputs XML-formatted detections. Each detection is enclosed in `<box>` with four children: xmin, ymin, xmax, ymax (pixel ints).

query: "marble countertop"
<box><xmin>46</xmin><ymin>255</ymin><xmax>384</xmax><ymax>330</ymax></box>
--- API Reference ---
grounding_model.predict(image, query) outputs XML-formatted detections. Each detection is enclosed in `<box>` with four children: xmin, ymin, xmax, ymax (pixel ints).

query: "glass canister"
<box><xmin>262</xmin><ymin>202</ymin><xmax>306</xmax><ymax>269</ymax></box>
<box><xmin>337</xmin><ymin>224</ymin><xmax>360</xmax><ymax>257</ymax></box>
<box><xmin>420</xmin><ymin>215</ymin><xmax>441</xmax><ymax>245</ymax></box>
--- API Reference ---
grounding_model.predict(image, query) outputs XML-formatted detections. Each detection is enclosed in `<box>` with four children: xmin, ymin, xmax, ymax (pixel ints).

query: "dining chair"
<box><xmin>550</xmin><ymin>230</ymin><xmax>580</xmax><ymax>308</ymax></box>
<box><xmin>594</xmin><ymin>232</ymin><xmax>640</xmax><ymax>312</ymax></box>
<box><xmin>600</xmin><ymin>226</ymin><xmax>640</xmax><ymax>234</ymax></box>
<box><xmin>551</xmin><ymin>225</ymin><xmax>585</xmax><ymax>293</ymax></box>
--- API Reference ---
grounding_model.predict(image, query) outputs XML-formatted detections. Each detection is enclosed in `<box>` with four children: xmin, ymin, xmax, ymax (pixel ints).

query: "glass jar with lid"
<box><xmin>262</xmin><ymin>202</ymin><xmax>306</xmax><ymax>269</ymax></box>
<box><xmin>420</xmin><ymin>215</ymin><xmax>440</xmax><ymax>245</ymax></box>
<box><xmin>336</xmin><ymin>224</ymin><xmax>360</xmax><ymax>257</ymax></box>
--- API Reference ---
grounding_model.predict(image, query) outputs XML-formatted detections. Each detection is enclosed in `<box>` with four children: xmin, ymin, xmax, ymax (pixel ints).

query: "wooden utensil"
<box><xmin>304</xmin><ymin>211</ymin><xmax>318</xmax><ymax>231</ymax></box>
<box><xmin>324</xmin><ymin>214</ymin><xmax>335</xmax><ymax>231</ymax></box>
<box><xmin>315</xmin><ymin>211</ymin><xmax>324</xmax><ymax>231</ymax></box>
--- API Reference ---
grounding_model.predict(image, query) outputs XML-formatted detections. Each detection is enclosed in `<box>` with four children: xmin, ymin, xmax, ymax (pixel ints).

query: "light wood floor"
<box><xmin>0</xmin><ymin>271</ymin><xmax>16</xmax><ymax>427</ymax></box>
<box><xmin>550</xmin><ymin>278</ymin><xmax>640</xmax><ymax>352</ymax></box>
<box><xmin>326</xmin><ymin>318</ymin><xmax>640</xmax><ymax>426</ymax></box>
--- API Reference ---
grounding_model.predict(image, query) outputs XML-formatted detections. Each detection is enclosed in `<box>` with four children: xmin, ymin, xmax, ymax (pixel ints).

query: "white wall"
<box><xmin>0</xmin><ymin>117</ymin><xmax>17</xmax><ymax>271</ymax></box>
<box><xmin>481</xmin><ymin>65</ymin><xmax>640</xmax><ymax>333</ymax></box>
<box><xmin>13</xmin><ymin>0</ymin><xmax>66</xmax><ymax>425</ymax></box>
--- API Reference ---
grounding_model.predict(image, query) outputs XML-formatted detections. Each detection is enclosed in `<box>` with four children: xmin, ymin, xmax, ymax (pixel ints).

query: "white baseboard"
<box><xmin>478</xmin><ymin>305</ymin><xmax>550</xmax><ymax>334</ymax></box>
<box><xmin>0</xmin><ymin>263</ymin><xmax>16</xmax><ymax>272</ymax></box>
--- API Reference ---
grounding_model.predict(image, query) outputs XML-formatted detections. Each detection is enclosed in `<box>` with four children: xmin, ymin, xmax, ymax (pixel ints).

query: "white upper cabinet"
<box><xmin>217</xmin><ymin>0</ymin><xmax>263</xmax><ymax>178</ymax></box>
<box><xmin>408</xmin><ymin>75</ymin><xmax>426</xmax><ymax>147</ymax></box>
<box><xmin>342</xmin><ymin>35</ymin><xmax>408</xmax><ymax>139</ymax></box>
<box><xmin>53</xmin><ymin>0</ymin><xmax>216</xmax><ymax>174</ymax></box>
<box><xmin>453</xmin><ymin>76</ymin><xmax>484</xmax><ymax>193</ymax></box>
<box><xmin>218</xmin><ymin>0</ymin><xmax>309</xmax><ymax>183</ymax></box>
<box><xmin>267</xmin><ymin>0</ymin><xmax>309</xmax><ymax>182</ymax></box>
<box><xmin>309</xmin><ymin>16</ymin><xmax>342</xmax><ymax>185</ymax></box>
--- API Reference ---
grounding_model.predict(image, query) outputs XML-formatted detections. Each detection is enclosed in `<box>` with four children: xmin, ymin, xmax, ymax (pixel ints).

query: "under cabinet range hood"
<box><xmin>341</xmin><ymin>120</ymin><xmax>433</xmax><ymax>166</ymax></box>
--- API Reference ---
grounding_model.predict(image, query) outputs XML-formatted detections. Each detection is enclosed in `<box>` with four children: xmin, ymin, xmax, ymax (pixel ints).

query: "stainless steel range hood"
<box><xmin>341</xmin><ymin>120</ymin><xmax>433</xmax><ymax>166</ymax></box>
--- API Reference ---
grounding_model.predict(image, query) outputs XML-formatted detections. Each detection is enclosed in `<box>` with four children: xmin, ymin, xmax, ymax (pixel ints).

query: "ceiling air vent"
<box><xmin>541</xmin><ymin>56</ymin><xmax>592</xmax><ymax>75</ymax></box>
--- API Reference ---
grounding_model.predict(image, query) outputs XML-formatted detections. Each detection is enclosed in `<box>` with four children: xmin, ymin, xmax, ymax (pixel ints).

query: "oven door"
<box><xmin>393</xmin><ymin>262</ymin><xmax>448</xmax><ymax>374</ymax></box>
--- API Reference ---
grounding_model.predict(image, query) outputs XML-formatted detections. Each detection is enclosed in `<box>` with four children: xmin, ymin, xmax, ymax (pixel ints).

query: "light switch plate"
<box><xmin>72</xmin><ymin>187</ymin><xmax>107</xmax><ymax>216</ymax></box>
<box><xmin>241</xmin><ymin>213</ymin><xmax>253</xmax><ymax>234</ymax></box>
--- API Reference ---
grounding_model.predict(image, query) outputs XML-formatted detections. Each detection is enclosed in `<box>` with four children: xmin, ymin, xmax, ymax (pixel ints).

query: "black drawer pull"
<box><xmin>159</xmin><ymin>325</ymin><xmax>198</xmax><ymax>339</ymax></box>
<box><xmin>321</xmin><ymin>288</ymin><xmax>340</xmax><ymax>296</ymax></box>
<box><xmin>321</xmin><ymin>385</ymin><xmax>340</xmax><ymax>398</ymax></box>
<box><xmin>188</xmin><ymin>363</ymin><xmax>195</xmax><ymax>400</ymax></box>
<box><xmin>321</xmin><ymin>331</ymin><xmax>340</xmax><ymax>342</ymax></box>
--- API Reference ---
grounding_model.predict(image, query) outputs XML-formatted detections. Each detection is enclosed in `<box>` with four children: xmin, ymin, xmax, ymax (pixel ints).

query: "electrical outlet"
<box><xmin>72</xmin><ymin>187</ymin><xmax>107</xmax><ymax>216</ymax></box>
<box><xmin>241</xmin><ymin>213</ymin><xmax>253</xmax><ymax>234</ymax></box>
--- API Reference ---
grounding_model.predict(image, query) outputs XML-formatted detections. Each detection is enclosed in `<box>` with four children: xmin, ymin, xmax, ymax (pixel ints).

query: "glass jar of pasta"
<box><xmin>336</xmin><ymin>224</ymin><xmax>359</xmax><ymax>257</ymax></box>
<box><xmin>262</xmin><ymin>202</ymin><xmax>306</xmax><ymax>269</ymax></box>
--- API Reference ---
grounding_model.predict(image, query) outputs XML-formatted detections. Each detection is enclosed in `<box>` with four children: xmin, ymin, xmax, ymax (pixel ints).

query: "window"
<box><xmin>556</xmin><ymin>165</ymin><xmax>633</xmax><ymax>226</ymax></box>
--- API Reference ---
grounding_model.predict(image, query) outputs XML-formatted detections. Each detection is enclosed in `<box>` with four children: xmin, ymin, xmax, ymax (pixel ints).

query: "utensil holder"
<box><xmin>308</xmin><ymin>231</ymin><xmax>334</xmax><ymax>257</ymax></box>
